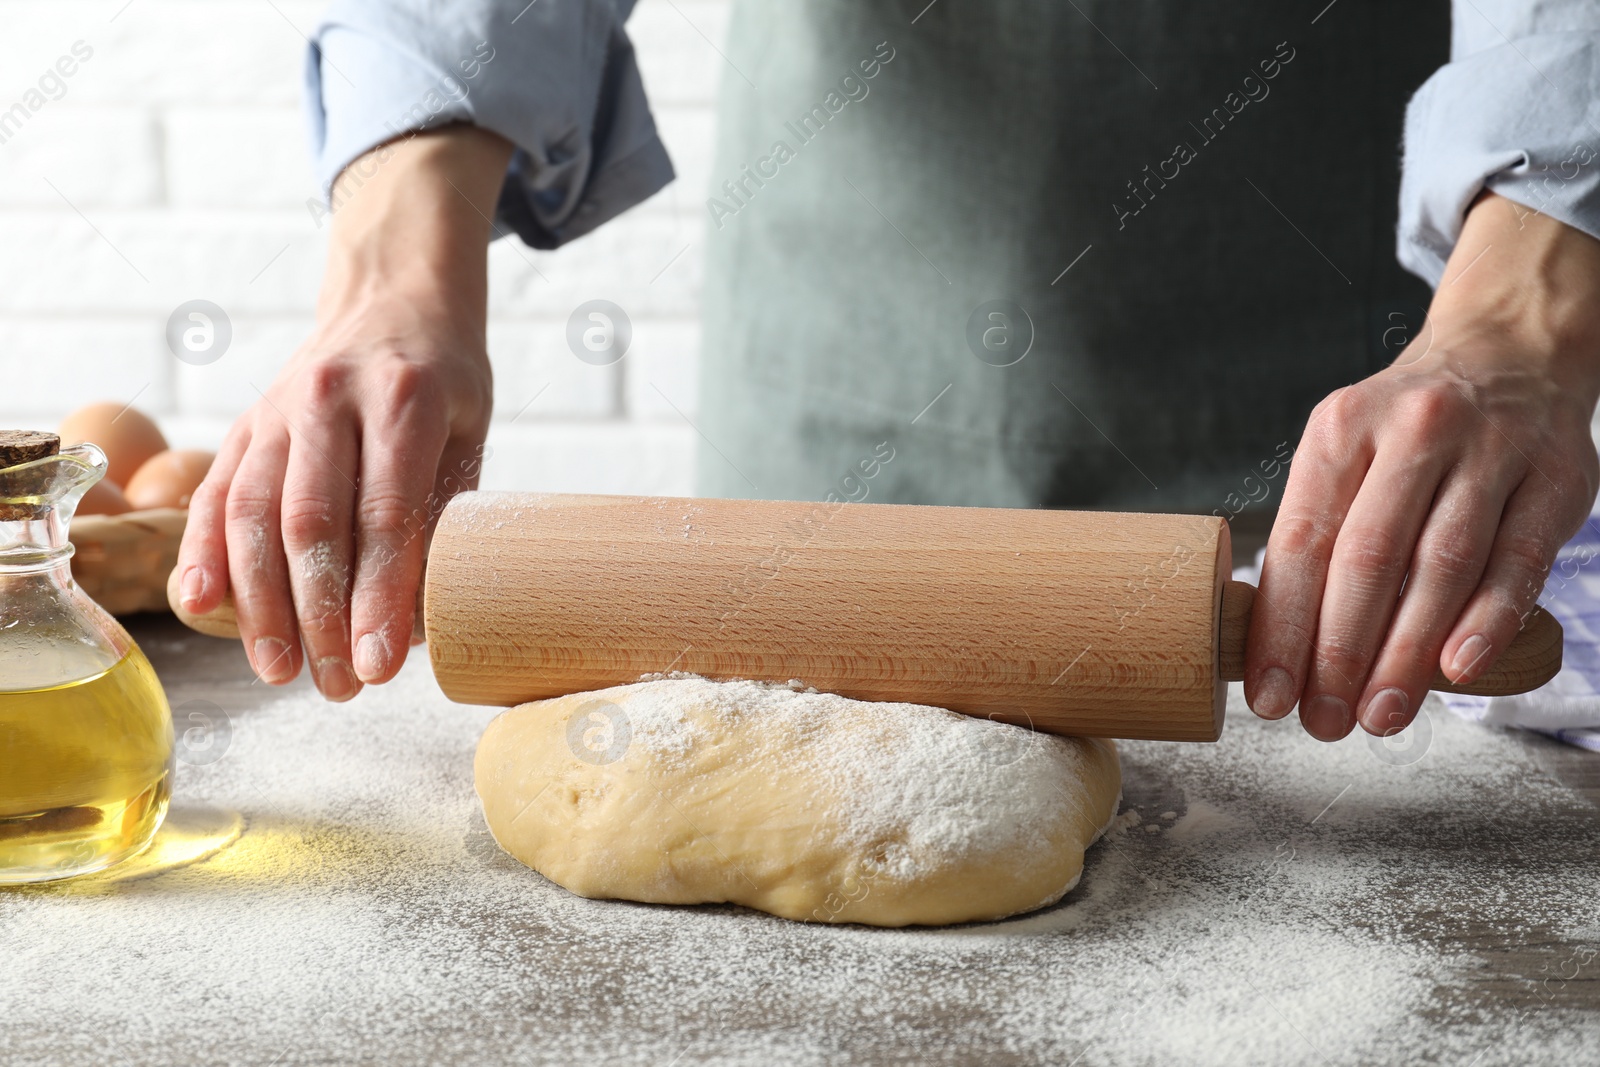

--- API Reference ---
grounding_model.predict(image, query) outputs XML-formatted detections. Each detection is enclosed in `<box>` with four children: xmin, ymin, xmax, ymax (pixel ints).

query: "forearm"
<box><xmin>317</xmin><ymin>125</ymin><xmax>515</xmax><ymax>339</ymax></box>
<box><xmin>1426</xmin><ymin>192</ymin><xmax>1600</xmax><ymax>411</ymax></box>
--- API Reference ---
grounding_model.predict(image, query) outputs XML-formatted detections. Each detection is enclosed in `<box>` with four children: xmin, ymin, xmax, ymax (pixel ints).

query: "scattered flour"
<box><xmin>1165</xmin><ymin>798</ymin><xmax>1245</xmax><ymax>842</ymax></box>
<box><xmin>1</xmin><ymin>656</ymin><xmax>1596</xmax><ymax>1065</ymax></box>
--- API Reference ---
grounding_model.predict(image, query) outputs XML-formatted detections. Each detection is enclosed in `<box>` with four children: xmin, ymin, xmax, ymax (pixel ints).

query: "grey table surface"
<box><xmin>4</xmin><ymin>613</ymin><xmax>1599</xmax><ymax>1067</ymax></box>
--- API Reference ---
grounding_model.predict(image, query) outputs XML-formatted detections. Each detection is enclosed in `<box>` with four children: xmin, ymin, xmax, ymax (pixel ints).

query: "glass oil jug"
<box><xmin>0</xmin><ymin>430</ymin><xmax>173</xmax><ymax>883</ymax></box>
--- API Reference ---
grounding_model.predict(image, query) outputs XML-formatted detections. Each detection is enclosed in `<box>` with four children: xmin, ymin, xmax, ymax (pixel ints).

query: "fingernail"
<box><xmin>1450</xmin><ymin>634</ymin><xmax>1491</xmax><ymax>681</ymax></box>
<box><xmin>354</xmin><ymin>632</ymin><xmax>391</xmax><ymax>682</ymax></box>
<box><xmin>1253</xmin><ymin>667</ymin><xmax>1296</xmax><ymax>719</ymax></box>
<box><xmin>252</xmin><ymin>637</ymin><xmax>293</xmax><ymax>683</ymax></box>
<box><xmin>180</xmin><ymin>566</ymin><xmax>207</xmax><ymax>609</ymax></box>
<box><xmin>315</xmin><ymin>657</ymin><xmax>358</xmax><ymax>701</ymax></box>
<box><xmin>1361</xmin><ymin>687</ymin><xmax>1409</xmax><ymax>735</ymax></box>
<box><xmin>1300</xmin><ymin>694</ymin><xmax>1351</xmax><ymax>742</ymax></box>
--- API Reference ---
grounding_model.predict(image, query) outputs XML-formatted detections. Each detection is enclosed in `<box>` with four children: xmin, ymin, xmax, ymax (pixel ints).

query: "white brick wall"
<box><xmin>0</xmin><ymin>0</ymin><xmax>726</xmax><ymax>497</ymax></box>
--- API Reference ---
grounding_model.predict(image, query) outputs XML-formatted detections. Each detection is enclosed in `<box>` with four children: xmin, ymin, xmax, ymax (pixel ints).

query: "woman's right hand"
<box><xmin>174</xmin><ymin>126</ymin><xmax>513</xmax><ymax>700</ymax></box>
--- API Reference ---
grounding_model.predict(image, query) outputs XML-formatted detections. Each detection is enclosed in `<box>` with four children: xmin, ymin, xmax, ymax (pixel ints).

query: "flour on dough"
<box><xmin>473</xmin><ymin>676</ymin><xmax>1121</xmax><ymax>927</ymax></box>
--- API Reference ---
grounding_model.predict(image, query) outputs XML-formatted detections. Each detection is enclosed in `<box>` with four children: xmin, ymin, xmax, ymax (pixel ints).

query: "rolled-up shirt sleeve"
<box><xmin>1398</xmin><ymin>0</ymin><xmax>1600</xmax><ymax>285</ymax></box>
<box><xmin>304</xmin><ymin>0</ymin><xmax>673</xmax><ymax>249</ymax></box>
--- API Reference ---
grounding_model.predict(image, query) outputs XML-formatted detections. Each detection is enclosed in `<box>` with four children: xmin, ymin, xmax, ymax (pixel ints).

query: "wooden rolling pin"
<box><xmin>169</xmin><ymin>492</ymin><xmax>1563</xmax><ymax>742</ymax></box>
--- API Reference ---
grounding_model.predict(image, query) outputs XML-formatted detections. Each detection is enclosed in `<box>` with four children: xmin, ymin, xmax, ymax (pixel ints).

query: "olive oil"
<box><xmin>0</xmin><ymin>647</ymin><xmax>173</xmax><ymax>884</ymax></box>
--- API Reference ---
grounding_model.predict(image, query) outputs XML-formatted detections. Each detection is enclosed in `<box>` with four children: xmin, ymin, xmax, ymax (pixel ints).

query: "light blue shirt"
<box><xmin>1400</xmin><ymin>0</ymin><xmax>1600</xmax><ymax>283</ymax></box>
<box><xmin>305</xmin><ymin>0</ymin><xmax>1600</xmax><ymax>284</ymax></box>
<box><xmin>306</xmin><ymin>0</ymin><xmax>673</xmax><ymax>248</ymax></box>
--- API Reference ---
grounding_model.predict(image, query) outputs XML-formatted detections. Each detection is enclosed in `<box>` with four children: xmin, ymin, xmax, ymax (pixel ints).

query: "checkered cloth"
<box><xmin>1234</xmin><ymin>518</ymin><xmax>1600</xmax><ymax>753</ymax></box>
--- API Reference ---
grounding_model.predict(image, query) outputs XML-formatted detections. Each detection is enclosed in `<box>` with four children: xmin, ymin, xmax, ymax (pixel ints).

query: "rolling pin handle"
<box><xmin>166</xmin><ymin>566</ymin><xmax>241</xmax><ymax>640</ymax></box>
<box><xmin>1217</xmin><ymin>579</ymin><xmax>1563</xmax><ymax>697</ymax></box>
<box><xmin>165</xmin><ymin>567</ymin><xmax>424</xmax><ymax>644</ymax></box>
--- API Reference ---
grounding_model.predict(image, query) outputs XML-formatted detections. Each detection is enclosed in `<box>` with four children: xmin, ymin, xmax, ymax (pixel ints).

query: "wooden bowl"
<box><xmin>69</xmin><ymin>508</ymin><xmax>187</xmax><ymax>616</ymax></box>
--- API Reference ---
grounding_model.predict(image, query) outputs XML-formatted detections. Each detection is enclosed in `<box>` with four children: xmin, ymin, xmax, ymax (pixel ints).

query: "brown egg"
<box><xmin>76</xmin><ymin>477</ymin><xmax>131</xmax><ymax>517</ymax></box>
<box><xmin>124</xmin><ymin>449</ymin><xmax>215</xmax><ymax>511</ymax></box>
<box><xmin>59</xmin><ymin>402</ymin><xmax>169</xmax><ymax>488</ymax></box>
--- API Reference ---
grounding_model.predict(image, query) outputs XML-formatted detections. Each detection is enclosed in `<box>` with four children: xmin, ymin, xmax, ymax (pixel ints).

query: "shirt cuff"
<box><xmin>303</xmin><ymin>0</ymin><xmax>674</xmax><ymax>250</ymax></box>
<box><xmin>1398</xmin><ymin>33</ymin><xmax>1600</xmax><ymax>286</ymax></box>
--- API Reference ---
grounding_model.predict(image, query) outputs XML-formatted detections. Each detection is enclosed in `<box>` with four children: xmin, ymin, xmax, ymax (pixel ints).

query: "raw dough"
<box><xmin>474</xmin><ymin>676</ymin><xmax>1121</xmax><ymax>927</ymax></box>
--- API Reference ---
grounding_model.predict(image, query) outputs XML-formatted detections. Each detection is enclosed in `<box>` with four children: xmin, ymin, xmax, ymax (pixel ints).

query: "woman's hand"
<box><xmin>1246</xmin><ymin>192</ymin><xmax>1600</xmax><ymax>740</ymax></box>
<box><xmin>174</xmin><ymin>126</ymin><xmax>512</xmax><ymax>699</ymax></box>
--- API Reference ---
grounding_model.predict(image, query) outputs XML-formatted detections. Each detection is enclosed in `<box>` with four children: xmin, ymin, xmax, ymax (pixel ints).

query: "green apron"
<box><xmin>695</xmin><ymin>0</ymin><xmax>1448</xmax><ymax>513</ymax></box>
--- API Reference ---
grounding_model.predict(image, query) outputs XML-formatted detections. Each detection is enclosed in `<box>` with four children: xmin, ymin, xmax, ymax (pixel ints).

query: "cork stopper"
<box><xmin>0</xmin><ymin>430</ymin><xmax>63</xmax><ymax>522</ymax></box>
<box><xmin>0</xmin><ymin>430</ymin><xmax>60</xmax><ymax>469</ymax></box>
